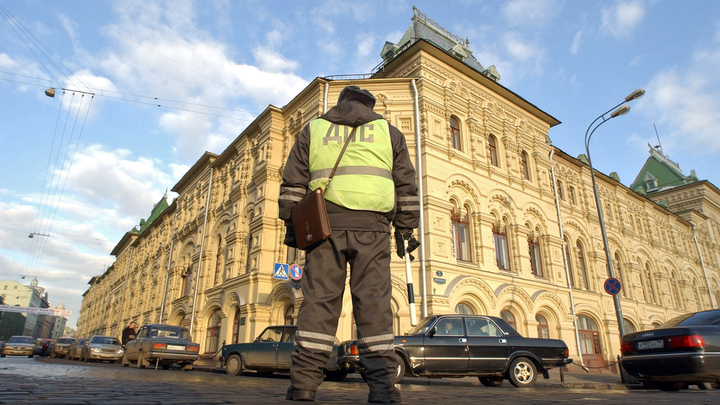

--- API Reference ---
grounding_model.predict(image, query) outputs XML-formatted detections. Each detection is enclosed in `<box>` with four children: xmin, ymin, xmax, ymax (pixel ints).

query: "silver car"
<box><xmin>1</xmin><ymin>336</ymin><xmax>35</xmax><ymax>358</ymax></box>
<box><xmin>81</xmin><ymin>335</ymin><xmax>124</xmax><ymax>363</ymax></box>
<box><xmin>50</xmin><ymin>337</ymin><xmax>76</xmax><ymax>358</ymax></box>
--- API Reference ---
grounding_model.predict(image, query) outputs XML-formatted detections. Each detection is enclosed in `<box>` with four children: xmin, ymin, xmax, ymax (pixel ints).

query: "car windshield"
<box><xmin>150</xmin><ymin>327</ymin><xmax>187</xmax><ymax>339</ymax></box>
<box><xmin>661</xmin><ymin>310</ymin><xmax>720</xmax><ymax>328</ymax></box>
<box><xmin>405</xmin><ymin>317</ymin><xmax>438</xmax><ymax>335</ymax></box>
<box><xmin>257</xmin><ymin>328</ymin><xmax>284</xmax><ymax>342</ymax></box>
<box><xmin>8</xmin><ymin>337</ymin><xmax>33</xmax><ymax>344</ymax></box>
<box><xmin>91</xmin><ymin>337</ymin><xmax>120</xmax><ymax>345</ymax></box>
<box><xmin>58</xmin><ymin>338</ymin><xmax>75</xmax><ymax>344</ymax></box>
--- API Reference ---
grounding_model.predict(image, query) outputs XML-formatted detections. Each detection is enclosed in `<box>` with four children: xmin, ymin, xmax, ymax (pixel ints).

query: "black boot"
<box><xmin>286</xmin><ymin>386</ymin><xmax>316</xmax><ymax>402</ymax></box>
<box><xmin>368</xmin><ymin>387</ymin><xmax>401</xmax><ymax>403</ymax></box>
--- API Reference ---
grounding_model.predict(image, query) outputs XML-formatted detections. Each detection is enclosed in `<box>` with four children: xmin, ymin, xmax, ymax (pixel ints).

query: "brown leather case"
<box><xmin>292</xmin><ymin>188</ymin><xmax>331</xmax><ymax>250</ymax></box>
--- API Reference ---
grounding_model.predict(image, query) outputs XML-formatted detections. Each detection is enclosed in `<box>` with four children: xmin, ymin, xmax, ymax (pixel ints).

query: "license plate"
<box><xmin>167</xmin><ymin>345</ymin><xmax>185</xmax><ymax>351</ymax></box>
<box><xmin>637</xmin><ymin>339</ymin><xmax>664</xmax><ymax>350</ymax></box>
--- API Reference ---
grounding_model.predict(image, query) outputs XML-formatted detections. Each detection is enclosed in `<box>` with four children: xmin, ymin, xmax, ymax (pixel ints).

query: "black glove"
<box><xmin>284</xmin><ymin>225</ymin><xmax>298</xmax><ymax>249</ymax></box>
<box><xmin>394</xmin><ymin>228</ymin><xmax>420</xmax><ymax>261</ymax></box>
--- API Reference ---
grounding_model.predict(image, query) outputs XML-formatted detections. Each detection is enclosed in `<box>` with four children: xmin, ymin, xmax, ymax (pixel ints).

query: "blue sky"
<box><xmin>1</xmin><ymin>0</ymin><xmax>719</xmax><ymax>328</ymax></box>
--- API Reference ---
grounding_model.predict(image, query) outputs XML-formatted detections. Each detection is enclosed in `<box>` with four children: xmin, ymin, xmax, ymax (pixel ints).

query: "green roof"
<box><xmin>131</xmin><ymin>191</ymin><xmax>170</xmax><ymax>233</ymax></box>
<box><xmin>630</xmin><ymin>146</ymin><xmax>698</xmax><ymax>194</ymax></box>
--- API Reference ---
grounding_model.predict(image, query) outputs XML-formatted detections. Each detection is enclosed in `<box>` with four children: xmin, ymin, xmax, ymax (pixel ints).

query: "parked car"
<box><xmin>80</xmin><ymin>335</ymin><xmax>124</xmax><ymax>363</ymax></box>
<box><xmin>338</xmin><ymin>314</ymin><xmax>572</xmax><ymax>388</ymax></box>
<box><xmin>220</xmin><ymin>325</ymin><xmax>347</xmax><ymax>381</ymax></box>
<box><xmin>33</xmin><ymin>339</ymin><xmax>55</xmax><ymax>356</ymax></box>
<box><xmin>620</xmin><ymin>308</ymin><xmax>720</xmax><ymax>391</ymax></box>
<box><xmin>67</xmin><ymin>338</ymin><xmax>90</xmax><ymax>360</ymax></box>
<box><xmin>121</xmin><ymin>324</ymin><xmax>199</xmax><ymax>370</ymax></box>
<box><xmin>1</xmin><ymin>336</ymin><xmax>36</xmax><ymax>358</ymax></box>
<box><xmin>50</xmin><ymin>337</ymin><xmax>76</xmax><ymax>358</ymax></box>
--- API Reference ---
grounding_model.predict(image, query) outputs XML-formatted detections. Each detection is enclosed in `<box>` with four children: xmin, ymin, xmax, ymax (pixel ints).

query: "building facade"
<box><xmin>76</xmin><ymin>8</ymin><xmax>719</xmax><ymax>369</ymax></box>
<box><xmin>0</xmin><ymin>278</ymin><xmax>62</xmax><ymax>340</ymax></box>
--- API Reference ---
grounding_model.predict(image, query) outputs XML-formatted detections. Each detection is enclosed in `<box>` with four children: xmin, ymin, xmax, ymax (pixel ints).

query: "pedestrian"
<box><xmin>279</xmin><ymin>85</ymin><xmax>420</xmax><ymax>403</ymax></box>
<box><xmin>121</xmin><ymin>321</ymin><xmax>136</xmax><ymax>348</ymax></box>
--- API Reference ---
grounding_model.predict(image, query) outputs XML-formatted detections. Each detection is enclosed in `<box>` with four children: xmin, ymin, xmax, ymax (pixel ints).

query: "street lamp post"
<box><xmin>583</xmin><ymin>88</ymin><xmax>645</xmax><ymax>339</ymax></box>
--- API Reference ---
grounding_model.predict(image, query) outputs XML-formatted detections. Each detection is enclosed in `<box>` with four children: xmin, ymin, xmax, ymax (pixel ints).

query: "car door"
<box><xmin>465</xmin><ymin>317</ymin><xmax>509</xmax><ymax>372</ymax></box>
<box><xmin>422</xmin><ymin>317</ymin><xmax>469</xmax><ymax>373</ymax></box>
<box><xmin>275</xmin><ymin>327</ymin><xmax>297</xmax><ymax>370</ymax></box>
<box><xmin>125</xmin><ymin>327</ymin><xmax>145</xmax><ymax>360</ymax></box>
<box><xmin>245</xmin><ymin>327</ymin><xmax>284</xmax><ymax>368</ymax></box>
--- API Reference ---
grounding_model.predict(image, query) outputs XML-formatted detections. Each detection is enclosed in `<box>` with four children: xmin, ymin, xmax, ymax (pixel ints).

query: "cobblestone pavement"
<box><xmin>1</xmin><ymin>357</ymin><xmax>719</xmax><ymax>404</ymax></box>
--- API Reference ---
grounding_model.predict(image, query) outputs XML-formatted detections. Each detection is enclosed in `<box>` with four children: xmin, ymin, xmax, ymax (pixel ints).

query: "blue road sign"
<box><xmin>604</xmin><ymin>277</ymin><xmax>621</xmax><ymax>295</ymax></box>
<box><xmin>274</xmin><ymin>263</ymin><xmax>289</xmax><ymax>280</ymax></box>
<box><xmin>289</xmin><ymin>264</ymin><xmax>303</xmax><ymax>281</ymax></box>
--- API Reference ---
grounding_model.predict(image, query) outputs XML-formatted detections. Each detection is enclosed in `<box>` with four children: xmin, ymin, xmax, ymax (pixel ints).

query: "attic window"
<box><xmin>450</xmin><ymin>44</ymin><xmax>468</xmax><ymax>60</ymax></box>
<box><xmin>646</xmin><ymin>178</ymin><xmax>658</xmax><ymax>191</ymax></box>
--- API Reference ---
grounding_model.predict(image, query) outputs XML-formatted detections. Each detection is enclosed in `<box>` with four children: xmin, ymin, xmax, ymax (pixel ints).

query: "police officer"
<box><xmin>279</xmin><ymin>85</ymin><xmax>419</xmax><ymax>403</ymax></box>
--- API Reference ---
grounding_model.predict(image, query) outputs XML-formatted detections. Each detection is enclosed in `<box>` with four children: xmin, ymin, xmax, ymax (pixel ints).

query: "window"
<box><xmin>450</xmin><ymin>116</ymin><xmax>462</xmax><ymax>150</ymax></box>
<box><xmin>454</xmin><ymin>302</ymin><xmax>474</xmax><ymax>315</ymax></box>
<box><xmin>520</xmin><ymin>151</ymin><xmax>530</xmax><ymax>180</ymax></box>
<box><xmin>568</xmin><ymin>186</ymin><xmax>576</xmax><ymax>205</ymax></box>
<box><xmin>693</xmin><ymin>279</ymin><xmax>703</xmax><ymax>311</ymax></box>
<box><xmin>214</xmin><ymin>236</ymin><xmax>223</xmax><ymax>286</ymax></box>
<box><xmin>466</xmin><ymin>318</ymin><xmax>501</xmax><ymax>337</ymax></box>
<box><xmin>622</xmin><ymin>318</ymin><xmax>636</xmax><ymax>335</ymax></box>
<box><xmin>437</xmin><ymin>318</ymin><xmax>464</xmax><ymax>336</ymax></box>
<box><xmin>284</xmin><ymin>304</ymin><xmax>295</xmax><ymax>325</ymax></box>
<box><xmin>671</xmin><ymin>271</ymin><xmax>682</xmax><ymax>309</ymax></box>
<box><xmin>451</xmin><ymin>205</ymin><xmax>472</xmax><ymax>261</ymax></box>
<box><xmin>576</xmin><ymin>241</ymin><xmax>590</xmax><ymax>290</ymax></box>
<box><xmin>287</xmin><ymin>246</ymin><xmax>298</xmax><ymax>265</ymax></box>
<box><xmin>557</xmin><ymin>180</ymin><xmax>565</xmax><ymax>200</ymax></box>
<box><xmin>577</xmin><ymin>315</ymin><xmax>602</xmax><ymax>357</ymax></box>
<box><xmin>181</xmin><ymin>265</ymin><xmax>193</xmax><ymax>297</ymax></box>
<box><xmin>564</xmin><ymin>236</ymin><xmax>575</xmax><ymax>287</ymax></box>
<box><xmin>493</xmin><ymin>224</ymin><xmax>510</xmax><ymax>270</ymax></box>
<box><xmin>488</xmin><ymin>135</ymin><xmax>499</xmax><ymax>167</ymax></box>
<box><xmin>536</xmin><ymin>314</ymin><xmax>549</xmax><ymax>339</ymax></box>
<box><xmin>614</xmin><ymin>253</ymin><xmax>626</xmax><ymax>298</ymax></box>
<box><xmin>232</xmin><ymin>308</ymin><xmax>241</xmax><ymax>344</ymax></box>
<box><xmin>500</xmin><ymin>310</ymin><xmax>516</xmax><ymax>329</ymax></box>
<box><xmin>644</xmin><ymin>263</ymin><xmax>656</xmax><ymax>304</ymax></box>
<box><xmin>529</xmin><ymin>235</ymin><xmax>543</xmax><ymax>277</ymax></box>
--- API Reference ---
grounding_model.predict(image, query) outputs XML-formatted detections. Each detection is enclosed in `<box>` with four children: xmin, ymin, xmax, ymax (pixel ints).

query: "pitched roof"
<box><xmin>630</xmin><ymin>145</ymin><xmax>698</xmax><ymax>194</ymax></box>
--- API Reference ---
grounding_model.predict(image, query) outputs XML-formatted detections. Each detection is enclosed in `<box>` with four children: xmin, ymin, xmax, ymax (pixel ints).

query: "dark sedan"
<box><xmin>620</xmin><ymin>309</ymin><xmax>720</xmax><ymax>391</ymax></box>
<box><xmin>121</xmin><ymin>324</ymin><xmax>199</xmax><ymax>370</ymax></box>
<box><xmin>221</xmin><ymin>325</ymin><xmax>347</xmax><ymax>381</ymax></box>
<box><xmin>338</xmin><ymin>314</ymin><xmax>572</xmax><ymax>388</ymax></box>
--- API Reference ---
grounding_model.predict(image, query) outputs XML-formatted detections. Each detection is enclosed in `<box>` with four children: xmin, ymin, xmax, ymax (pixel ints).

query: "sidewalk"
<box><xmin>192</xmin><ymin>358</ymin><xmax>632</xmax><ymax>390</ymax></box>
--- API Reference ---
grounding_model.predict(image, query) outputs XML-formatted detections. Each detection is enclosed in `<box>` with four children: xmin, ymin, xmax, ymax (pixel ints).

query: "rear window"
<box><xmin>661</xmin><ymin>310</ymin><xmax>720</xmax><ymax>328</ymax></box>
<box><xmin>150</xmin><ymin>327</ymin><xmax>187</xmax><ymax>339</ymax></box>
<box><xmin>8</xmin><ymin>337</ymin><xmax>33</xmax><ymax>344</ymax></box>
<box><xmin>91</xmin><ymin>337</ymin><xmax>120</xmax><ymax>345</ymax></box>
<box><xmin>58</xmin><ymin>338</ymin><xmax>75</xmax><ymax>344</ymax></box>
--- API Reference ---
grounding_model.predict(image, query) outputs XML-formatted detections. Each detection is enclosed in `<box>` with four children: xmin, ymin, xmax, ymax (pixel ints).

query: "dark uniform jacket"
<box><xmin>279</xmin><ymin>100</ymin><xmax>419</xmax><ymax>233</ymax></box>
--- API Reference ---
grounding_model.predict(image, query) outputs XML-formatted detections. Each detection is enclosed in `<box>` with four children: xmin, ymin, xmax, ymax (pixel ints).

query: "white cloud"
<box><xmin>502</xmin><ymin>0</ymin><xmax>558</xmax><ymax>27</ymax></box>
<box><xmin>601</xmin><ymin>1</ymin><xmax>645</xmax><ymax>39</ymax></box>
<box><xmin>570</xmin><ymin>30</ymin><xmax>583</xmax><ymax>55</ymax></box>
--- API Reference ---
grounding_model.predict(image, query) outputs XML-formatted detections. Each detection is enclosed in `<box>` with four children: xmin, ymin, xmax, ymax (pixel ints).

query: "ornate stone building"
<box><xmin>77</xmin><ymin>8</ymin><xmax>719</xmax><ymax>369</ymax></box>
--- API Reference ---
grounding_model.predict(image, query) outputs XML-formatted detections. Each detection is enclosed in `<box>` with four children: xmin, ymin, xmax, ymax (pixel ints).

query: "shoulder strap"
<box><xmin>325</xmin><ymin>126</ymin><xmax>357</xmax><ymax>190</ymax></box>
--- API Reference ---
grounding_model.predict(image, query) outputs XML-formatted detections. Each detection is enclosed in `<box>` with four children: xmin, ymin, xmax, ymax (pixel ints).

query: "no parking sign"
<box><xmin>289</xmin><ymin>264</ymin><xmax>303</xmax><ymax>281</ymax></box>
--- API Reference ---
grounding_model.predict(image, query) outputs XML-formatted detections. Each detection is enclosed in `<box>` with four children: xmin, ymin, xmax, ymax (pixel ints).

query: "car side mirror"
<box><xmin>428</xmin><ymin>326</ymin><xmax>437</xmax><ymax>338</ymax></box>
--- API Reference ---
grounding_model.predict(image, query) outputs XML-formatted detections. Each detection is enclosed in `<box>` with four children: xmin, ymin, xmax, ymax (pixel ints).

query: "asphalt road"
<box><xmin>1</xmin><ymin>356</ymin><xmax>719</xmax><ymax>404</ymax></box>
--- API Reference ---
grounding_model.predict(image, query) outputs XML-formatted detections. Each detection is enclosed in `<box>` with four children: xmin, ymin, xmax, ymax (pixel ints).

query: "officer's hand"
<box><xmin>284</xmin><ymin>225</ymin><xmax>298</xmax><ymax>248</ymax></box>
<box><xmin>394</xmin><ymin>228</ymin><xmax>420</xmax><ymax>261</ymax></box>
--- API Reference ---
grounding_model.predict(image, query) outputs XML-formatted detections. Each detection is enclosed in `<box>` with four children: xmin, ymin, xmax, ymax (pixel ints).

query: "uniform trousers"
<box><xmin>290</xmin><ymin>229</ymin><xmax>399</xmax><ymax>394</ymax></box>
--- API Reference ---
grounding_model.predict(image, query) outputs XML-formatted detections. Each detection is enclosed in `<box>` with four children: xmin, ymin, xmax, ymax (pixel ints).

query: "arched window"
<box><xmin>488</xmin><ymin>135</ymin><xmax>499</xmax><ymax>167</ymax></box>
<box><xmin>557</xmin><ymin>180</ymin><xmax>565</xmax><ymax>200</ymax></box>
<box><xmin>529</xmin><ymin>234</ymin><xmax>543</xmax><ymax>277</ymax></box>
<box><xmin>605</xmin><ymin>202</ymin><xmax>614</xmax><ymax>222</ymax></box>
<box><xmin>693</xmin><ymin>278</ymin><xmax>703</xmax><ymax>311</ymax></box>
<box><xmin>622</xmin><ymin>318</ymin><xmax>636</xmax><ymax>335</ymax></box>
<box><xmin>563</xmin><ymin>235</ymin><xmax>575</xmax><ymax>287</ymax></box>
<box><xmin>182</xmin><ymin>265</ymin><xmax>193</xmax><ymax>297</ymax></box>
<box><xmin>493</xmin><ymin>223</ymin><xmax>510</xmax><ymax>270</ymax></box>
<box><xmin>284</xmin><ymin>304</ymin><xmax>295</xmax><ymax>325</ymax></box>
<box><xmin>536</xmin><ymin>314</ymin><xmax>549</xmax><ymax>339</ymax></box>
<box><xmin>520</xmin><ymin>151</ymin><xmax>530</xmax><ymax>180</ymax></box>
<box><xmin>232</xmin><ymin>307</ymin><xmax>241</xmax><ymax>344</ymax></box>
<box><xmin>450</xmin><ymin>116</ymin><xmax>462</xmax><ymax>150</ymax></box>
<box><xmin>644</xmin><ymin>263</ymin><xmax>656</xmax><ymax>304</ymax></box>
<box><xmin>614</xmin><ymin>252</ymin><xmax>626</xmax><ymax>298</ymax></box>
<box><xmin>501</xmin><ymin>310</ymin><xmax>516</xmax><ymax>329</ymax></box>
<box><xmin>576</xmin><ymin>241</ymin><xmax>590</xmax><ymax>290</ymax></box>
<box><xmin>205</xmin><ymin>310</ymin><xmax>222</xmax><ymax>354</ymax></box>
<box><xmin>577</xmin><ymin>315</ymin><xmax>603</xmax><ymax>363</ymax></box>
<box><xmin>451</xmin><ymin>204</ymin><xmax>472</xmax><ymax>262</ymax></box>
<box><xmin>214</xmin><ymin>236</ymin><xmax>223</xmax><ymax>286</ymax></box>
<box><xmin>455</xmin><ymin>302</ymin><xmax>474</xmax><ymax>315</ymax></box>
<box><xmin>671</xmin><ymin>271</ymin><xmax>682</xmax><ymax>309</ymax></box>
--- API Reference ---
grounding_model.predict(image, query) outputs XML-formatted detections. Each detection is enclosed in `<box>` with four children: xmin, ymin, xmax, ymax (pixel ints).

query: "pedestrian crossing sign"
<box><xmin>274</xmin><ymin>263</ymin><xmax>289</xmax><ymax>280</ymax></box>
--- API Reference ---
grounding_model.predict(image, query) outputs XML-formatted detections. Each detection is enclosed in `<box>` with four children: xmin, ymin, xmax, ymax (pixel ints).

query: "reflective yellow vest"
<box><xmin>308</xmin><ymin>118</ymin><xmax>394</xmax><ymax>212</ymax></box>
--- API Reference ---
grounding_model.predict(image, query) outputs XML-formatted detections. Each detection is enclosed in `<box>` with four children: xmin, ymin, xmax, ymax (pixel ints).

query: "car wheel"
<box><xmin>695</xmin><ymin>382</ymin><xmax>712</xmax><ymax>390</ymax></box>
<box><xmin>28</xmin><ymin>354</ymin><xmax>33</xmax><ymax>358</ymax></box>
<box><xmin>121</xmin><ymin>354</ymin><xmax>130</xmax><ymax>367</ymax></box>
<box><xmin>324</xmin><ymin>370</ymin><xmax>349</xmax><ymax>382</ymax></box>
<box><xmin>0</xmin><ymin>354</ymin><xmax>5</xmax><ymax>358</ymax></box>
<box><xmin>137</xmin><ymin>353</ymin><xmax>147</xmax><ymax>369</ymax></box>
<box><xmin>393</xmin><ymin>360</ymin><xmax>406</xmax><ymax>385</ymax></box>
<box><xmin>479</xmin><ymin>377</ymin><xmax>503</xmax><ymax>387</ymax></box>
<box><xmin>181</xmin><ymin>362</ymin><xmax>193</xmax><ymax>372</ymax></box>
<box><xmin>657</xmin><ymin>381</ymin><xmax>685</xmax><ymax>391</ymax></box>
<box><xmin>507</xmin><ymin>357</ymin><xmax>537</xmax><ymax>388</ymax></box>
<box><xmin>226</xmin><ymin>354</ymin><xmax>243</xmax><ymax>376</ymax></box>
<box><xmin>161</xmin><ymin>363</ymin><xmax>171</xmax><ymax>370</ymax></box>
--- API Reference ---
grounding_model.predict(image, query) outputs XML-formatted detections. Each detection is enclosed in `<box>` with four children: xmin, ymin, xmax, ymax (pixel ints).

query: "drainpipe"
<box><xmin>549</xmin><ymin>149</ymin><xmax>587</xmax><ymax>371</ymax></box>
<box><xmin>323</xmin><ymin>82</ymin><xmax>329</xmax><ymax>113</ymax></box>
<box><xmin>190</xmin><ymin>167</ymin><xmax>214</xmax><ymax>337</ymax></box>
<box><xmin>692</xmin><ymin>225</ymin><xmax>716</xmax><ymax>308</ymax></box>
<box><xmin>159</xmin><ymin>217</ymin><xmax>176</xmax><ymax>324</ymax></box>
<box><xmin>117</xmin><ymin>247</ymin><xmax>134</xmax><ymax>333</ymax></box>
<box><xmin>411</xmin><ymin>79</ymin><xmax>428</xmax><ymax>318</ymax></box>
